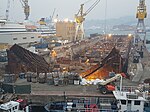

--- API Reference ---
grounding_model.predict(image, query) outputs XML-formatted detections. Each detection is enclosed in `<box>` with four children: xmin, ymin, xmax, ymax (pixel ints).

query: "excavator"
<box><xmin>97</xmin><ymin>73</ymin><xmax>125</xmax><ymax>94</ymax></box>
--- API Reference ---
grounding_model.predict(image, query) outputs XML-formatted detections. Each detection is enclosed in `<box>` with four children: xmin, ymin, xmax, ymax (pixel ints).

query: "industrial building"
<box><xmin>56</xmin><ymin>21</ymin><xmax>82</xmax><ymax>42</ymax></box>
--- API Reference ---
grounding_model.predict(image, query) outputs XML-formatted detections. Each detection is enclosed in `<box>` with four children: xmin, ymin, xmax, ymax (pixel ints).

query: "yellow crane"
<box><xmin>136</xmin><ymin>0</ymin><xmax>147</xmax><ymax>20</ymax></box>
<box><xmin>135</xmin><ymin>0</ymin><xmax>147</xmax><ymax>46</ymax></box>
<box><xmin>51</xmin><ymin>50</ymin><xmax>57</xmax><ymax>58</ymax></box>
<box><xmin>74</xmin><ymin>0</ymin><xmax>101</xmax><ymax>41</ymax></box>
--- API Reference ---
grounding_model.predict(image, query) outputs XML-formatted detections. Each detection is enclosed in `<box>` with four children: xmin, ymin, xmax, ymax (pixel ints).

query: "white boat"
<box><xmin>113</xmin><ymin>90</ymin><xmax>147</xmax><ymax>112</ymax></box>
<box><xmin>108</xmin><ymin>73</ymin><xmax>149</xmax><ymax>112</ymax></box>
<box><xmin>0</xmin><ymin>101</ymin><xmax>29</xmax><ymax>112</ymax></box>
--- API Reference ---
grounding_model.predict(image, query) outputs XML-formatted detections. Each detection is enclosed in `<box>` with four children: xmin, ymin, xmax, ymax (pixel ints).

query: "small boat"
<box><xmin>44</xmin><ymin>101</ymin><xmax>66</xmax><ymax>112</ymax></box>
<box><xmin>112</xmin><ymin>87</ymin><xmax>150</xmax><ymax>112</ymax></box>
<box><xmin>0</xmin><ymin>99</ymin><xmax>29</xmax><ymax>112</ymax></box>
<box><xmin>44</xmin><ymin>100</ymin><xmax>99</xmax><ymax>112</ymax></box>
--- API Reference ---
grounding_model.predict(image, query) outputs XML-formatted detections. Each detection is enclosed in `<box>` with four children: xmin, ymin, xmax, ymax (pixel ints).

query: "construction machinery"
<box><xmin>97</xmin><ymin>73</ymin><xmax>124</xmax><ymax>94</ymax></box>
<box><xmin>135</xmin><ymin>0</ymin><xmax>147</xmax><ymax>46</ymax></box>
<box><xmin>74</xmin><ymin>0</ymin><xmax>101</xmax><ymax>41</ymax></box>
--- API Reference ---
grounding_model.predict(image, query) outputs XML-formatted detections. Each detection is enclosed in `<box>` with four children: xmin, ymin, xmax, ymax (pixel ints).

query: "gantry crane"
<box><xmin>135</xmin><ymin>0</ymin><xmax>147</xmax><ymax>46</ymax></box>
<box><xmin>74</xmin><ymin>0</ymin><xmax>101</xmax><ymax>41</ymax></box>
<box><xmin>20</xmin><ymin>0</ymin><xmax>30</xmax><ymax>20</ymax></box>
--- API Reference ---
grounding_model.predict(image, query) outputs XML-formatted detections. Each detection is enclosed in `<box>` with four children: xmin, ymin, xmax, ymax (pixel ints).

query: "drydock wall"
<box><xmin>2</xmin><ymin>83</ymin><xmax>31</xmax><ymax>94</ymax></box>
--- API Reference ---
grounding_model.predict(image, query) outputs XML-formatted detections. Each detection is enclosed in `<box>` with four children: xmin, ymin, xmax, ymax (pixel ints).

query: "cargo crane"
<box><xmin>20</xmin><ymin>0</ymin><xmax>30</xmax><ymax>20</ymax></box>
<box><xmin>50</xmin><ymin>8</ymin><xmax>56</xmax><ymax>24</ymax></box>
<box><xmin>135</xmin><ymin>0</ymin><xmax>147</xmax><ymax>46</ymax></box>
<box><xmin>49</xmin><ymin>8</ymin><xmax>56</xmax><ymax>29</ymax></box>
<box><xmin>74</xmin><ymin>0</ymin><xmax>101</xmax><ymax>41</ymax></box>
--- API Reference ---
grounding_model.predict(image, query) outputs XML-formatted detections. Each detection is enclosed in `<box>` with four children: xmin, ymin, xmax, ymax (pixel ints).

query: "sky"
<box><xmin>0</xmin><ymin>0</ymin><xmax>150</xmax><ymax>22</ymax></box>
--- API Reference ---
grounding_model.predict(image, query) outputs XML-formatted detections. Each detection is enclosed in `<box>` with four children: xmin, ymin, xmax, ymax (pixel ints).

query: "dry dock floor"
<box><xmin>15</xmin><ymin>77</ymin><xmax>139</xmax><ymax>96</ymax></box>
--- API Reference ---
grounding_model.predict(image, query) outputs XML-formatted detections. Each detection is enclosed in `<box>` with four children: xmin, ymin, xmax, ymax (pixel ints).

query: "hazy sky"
<box><xmin>0</xmin><ymin>0</ymin><xmax>149</xmax><ymax>21</ymax></box>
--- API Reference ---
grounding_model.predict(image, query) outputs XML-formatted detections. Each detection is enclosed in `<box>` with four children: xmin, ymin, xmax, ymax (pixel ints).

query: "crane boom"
<box><xmin>75</xmin><ymin>0</ymin><xmax>100</xmax><ymax>24</ymax></box>
<box><xmin>99</xmin><ymin>74</ymin><xmax>122</xmax><ymax>86</ymax></box>
<box><xmin>74</xmin><ymin>0</ymin><xmax>101</xmax><ymax>41</ymax></box>
<box><xmin>51</xmin><ymin>8</ymin><xmax>56</xmax><ymax>21</ymax></box>
<box><xmin>20</xmin><ymin>0</ymin><xmax>30</xmax><ymax>20</ymax></box>
<box><xmin>85</xmin><ymin>0</ymin><xmax>100</xmax><ymax>15</ymax></box>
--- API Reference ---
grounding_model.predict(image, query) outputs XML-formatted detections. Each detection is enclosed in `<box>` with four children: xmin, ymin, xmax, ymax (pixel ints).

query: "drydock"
<box><xmin>0</xmin><ymin>0</ymin><xmax>150</xmax><ymax>111</ymax></box>
<box><xmin>0</xmin><ymin>34</ymin><xmax>150</xmax><ymax>111</ymax></box>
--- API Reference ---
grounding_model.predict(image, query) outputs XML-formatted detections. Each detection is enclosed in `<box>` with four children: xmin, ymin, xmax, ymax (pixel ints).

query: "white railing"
<box><xmin>121</xmin><ymin>86</ymin><xmax>137</xmax><ymax>92</ymax></box>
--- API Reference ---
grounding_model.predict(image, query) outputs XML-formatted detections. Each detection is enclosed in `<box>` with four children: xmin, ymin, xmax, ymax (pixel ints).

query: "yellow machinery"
<box><xmin>136</xmin><ymin>0</ymin><xmax>147</xmax><ymax>20</ymax></box>
<box><xmin>38</xmin><ymin>18</ymin><xmax>47</xmax><ymax>25</ymax></box>
<box><xmin>74</xmin><ymin>0</ymin><xmax>101</xmax><ymax>41</ymax></box>
<box><xmin>135</xmin><ymin>0</ymin><xmax>147</xmax><ymax>46</ymax></box>
<box><xmin>51</xmin><ymin>50</ymin><xmax>57</xmax><ymax>58</ymax></box>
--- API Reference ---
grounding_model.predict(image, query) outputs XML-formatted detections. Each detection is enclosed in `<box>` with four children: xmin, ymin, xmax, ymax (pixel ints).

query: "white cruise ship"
<box><xmin>0</xmin><ymin>19</ymin><xmax>41</xmax><ymax>45</ymax></box>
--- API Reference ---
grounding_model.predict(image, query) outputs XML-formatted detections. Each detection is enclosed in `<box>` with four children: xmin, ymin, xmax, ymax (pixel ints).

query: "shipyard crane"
<box><xmin>49</xmin><ymin>8</ymin><xmax>56</xmax><ymax>29</ymax></box>
<box><xmin>74</xmin><ymin>0</ymin><xmax>101</xmax><ymax>41</ymax></box>
<box><xmin>135</xmin><ymin>0</ymin><xmax>147</xmax><ymax>46</ymax></box>
<box><xmin>50</xmin><ymin>8</ymin><xmax>56</xmax><ymax>23</ymax></box>
<box><xmin>5</xmin><ymin>0</ymin><xmax>30</xmax><ymax>20</ymax></box>
<box><xmin>20</xmin><ymin>0</ymin><xmax>30</xmax><ymax>20</ymax></box>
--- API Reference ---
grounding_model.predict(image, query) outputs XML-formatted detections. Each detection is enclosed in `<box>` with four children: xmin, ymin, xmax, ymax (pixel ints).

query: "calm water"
<box><xmin>85</xmin><ymin>29</ymin><xmax>150</xmax><ymax>52</ymax></box>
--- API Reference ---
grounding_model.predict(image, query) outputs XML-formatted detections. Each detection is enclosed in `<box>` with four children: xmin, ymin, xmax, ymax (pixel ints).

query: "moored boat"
<box><xmin>0</xmin><ymin>100</ymin><xmax>29</xmax><ymax>112</ymax></box>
